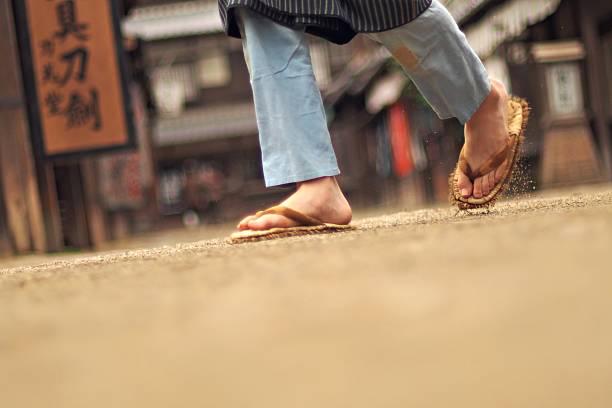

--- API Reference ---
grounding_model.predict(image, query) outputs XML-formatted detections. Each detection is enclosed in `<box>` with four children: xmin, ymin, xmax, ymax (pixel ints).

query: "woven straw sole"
<box><xmin>450</xmin><ymin>97</ymin><xmax>530</xmax><ymax>211</ymax></box>
<box><xmin>228</xmin><ymin>224</ymin><xmax>354</xmax><ymax>244</ymax></box>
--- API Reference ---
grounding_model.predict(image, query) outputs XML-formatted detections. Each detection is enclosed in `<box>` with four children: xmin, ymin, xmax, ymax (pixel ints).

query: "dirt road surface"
<box><xmin>2</xmin><ymin>187</ymin><xmax>612</xmax><ymax>408</ymax></box>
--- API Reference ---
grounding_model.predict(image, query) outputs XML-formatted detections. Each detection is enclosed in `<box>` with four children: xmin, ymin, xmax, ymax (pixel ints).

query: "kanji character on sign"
<box><xmin>54</xmin><ymin>47</ymin><xmax>89</xmax><ymax>85</ymax></box>
<box><xmin>64</xmin><ymin>88</ymin><xmax>102</xmax><ymax>130</ymax></box>
<box><xmin>54</xmin><ymin>0</ymin><xmax>89</xmax><ymax>42</ymax></box>
<box><xmin>44</xmin><ymin>91</ymin><xmax>64</xmax><ymax>115</ymax></box>
<box><xmin>42</xmin><ymin>63</ymin><xmax>55</xmax><ymax>83</ymax></box>
<box><xmin>40</xmin><ymin>39</ymin><xmax>55</xmax><ymax>56</ymax></box>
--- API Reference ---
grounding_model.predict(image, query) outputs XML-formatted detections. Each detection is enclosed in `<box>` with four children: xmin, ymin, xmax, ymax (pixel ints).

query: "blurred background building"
<box><xmin>1</xmin><ymin>0</ymin><xmax>611</xmax><ymax>256</ymax></box>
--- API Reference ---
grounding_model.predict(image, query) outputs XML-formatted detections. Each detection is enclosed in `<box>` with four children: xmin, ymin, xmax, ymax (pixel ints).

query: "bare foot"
<box><xmin>237</xmin><ymin>176</ymin><xmax>352</xmax><ymax>231</ymax></box>
<box><xmin>456</xmin><ymin>79</ymin><xmax>510</xmax><ymax>199</ymax></box>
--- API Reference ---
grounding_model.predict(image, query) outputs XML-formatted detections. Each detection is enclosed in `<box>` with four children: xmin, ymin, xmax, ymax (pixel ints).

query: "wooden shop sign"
<box><xmin>14</xmin><ymin>0</ymin><xmax>135</xmax><ymax>159</ymax></box>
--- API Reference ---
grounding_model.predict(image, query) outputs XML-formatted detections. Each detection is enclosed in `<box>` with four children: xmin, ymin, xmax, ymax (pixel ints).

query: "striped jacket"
<box><xmin>218</xmin><ymin>0</ymin><xmax>433</xmax><ymax>44</ymax></box>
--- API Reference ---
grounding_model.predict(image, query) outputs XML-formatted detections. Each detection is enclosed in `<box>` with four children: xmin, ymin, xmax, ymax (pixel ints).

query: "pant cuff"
<box><xmin>264</xmin><ymin>167</ymin><xmax>341</xmax><ymax>187</ymax></box>
<box><xmin>457</xmin><ymin>77</ymin><xmax>491</xmax><ymax>124</ymax></box>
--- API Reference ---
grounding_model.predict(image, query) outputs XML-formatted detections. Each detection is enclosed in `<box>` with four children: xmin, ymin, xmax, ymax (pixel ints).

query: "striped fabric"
<box><xmin>218</xmin><ymin>0</ymin><xmax>433</xmax><ymax>44</ymax></box>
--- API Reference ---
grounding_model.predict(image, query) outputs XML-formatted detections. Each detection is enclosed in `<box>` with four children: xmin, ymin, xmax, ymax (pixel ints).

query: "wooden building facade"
<box><xmin>121</xmin><ymin>0</ymin><xmax>346</xmax><ymax>227</ymax></box>
<box><xmin>324</xmin><ymin>0</ymin><xmax>612</xmax><ymax>208</ymax></box>
<box><xmin>0</xmin><ymin>0</ymin><xmax>156</xmax><ymax>257</ymax></box>
<box><xmin>455</xmin><ymin>0</ymin><xmax>612</xmax><ymax>187</ymax></box>
<box><xmin>2</xmin><ymin>0</ymin><xmax>610</xmax><ymax>257</ymax></box>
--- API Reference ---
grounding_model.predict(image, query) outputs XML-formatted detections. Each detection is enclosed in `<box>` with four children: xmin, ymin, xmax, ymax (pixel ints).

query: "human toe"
<box><xmin>237</xmin><ymin>215</ymin><xmax>257</xmax><ymax>230</ymax></box>
<box><xmin>481</xmin><ymin>173</ymin><xmax>491</xmax><ymax>196</ymax></box>
<box><xmin>473</xmin><ymin>177</ymin><xmax>483</xmax><ymax>198</ymax></box>
<box><xmin>456</xmin><ymin>170</ymin><xmax>473</xmax><ymax>198</ymax></box>
<box><xmin>247</xmin><ymin>214</ymin><xmax>294</xmax><ymax>231</ymax></box>
<box><xmin>488</xmin><ymin>171</ymin><xmax>496</xmax><ymax>192</ymax></box>
<box><xmin>495</xmin><ymin>159</ymin><xmax>509</xmax><ymax>183</ymax></box>
<box><xmin>246</xmin><ymin>217</ymin><xmax>269</xmax><ymax>231</ymax></box>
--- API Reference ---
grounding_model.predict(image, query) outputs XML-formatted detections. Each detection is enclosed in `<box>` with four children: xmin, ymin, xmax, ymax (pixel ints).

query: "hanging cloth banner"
<box><xmin>375</xmin><ymin>116</ymin><xmax>393</xmax><ymax>178</ymax></box>
<box><xmin>14</xmin><ymin>0</ymin><xmax>135</xmax><ymax>159</ymax></box>
<box><xmin>388</xmin><ymin>102</ymin><xmax>415</xmax><ymax>178</ymax></box>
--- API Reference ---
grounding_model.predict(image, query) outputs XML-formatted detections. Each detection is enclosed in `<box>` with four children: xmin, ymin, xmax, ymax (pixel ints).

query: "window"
<box><xmin>151</xmin><ymin>64</ymin><xmax>197</xmax><ymax>117</ymax></box>
<box><xmin>545</xmin><ymin>62</ymin><xmax>584</xmax><ymax>119</ymax></box>
<box><xmin>196</xmin><ymin>50</ymin><xmax>231</xmax><ymax>88</ymax></box>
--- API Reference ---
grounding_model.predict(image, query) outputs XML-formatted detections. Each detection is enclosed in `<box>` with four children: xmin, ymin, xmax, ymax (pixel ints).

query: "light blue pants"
<box><xmin>238</xmin><ymin>0</ymin><xmax>490</xmax><ymax>187</ymax></box>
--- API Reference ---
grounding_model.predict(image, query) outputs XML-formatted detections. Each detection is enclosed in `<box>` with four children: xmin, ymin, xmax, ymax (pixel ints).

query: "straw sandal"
<box><xmin>229</xmin><ymin>205</ymin><xmax>354</xmax><ymax>243</ymax></box>
<box><xmin>450</xmin><ymin>97</ymin><xmax>530</xmax><ymax>210</ymax></box>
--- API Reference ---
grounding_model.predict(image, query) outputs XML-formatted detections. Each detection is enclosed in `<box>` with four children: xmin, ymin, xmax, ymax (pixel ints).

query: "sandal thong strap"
<box><xmin>458</xmin><ymin>137</ymin><xmax>513</xmax><ymax>180</ymax></box>
<box><xmin>254</xmin><ymin>206</ymin><xmax>325</xmax><ymax>227</ymax></box>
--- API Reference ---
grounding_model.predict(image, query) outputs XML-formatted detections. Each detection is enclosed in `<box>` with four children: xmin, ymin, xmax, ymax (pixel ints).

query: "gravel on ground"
<box><xmin>2</xmin><ymin>187</ymin><xmax>612</xmax><ymax>408</ymax></box>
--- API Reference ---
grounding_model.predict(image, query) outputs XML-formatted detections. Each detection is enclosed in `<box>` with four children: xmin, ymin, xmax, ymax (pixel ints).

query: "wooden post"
<box><xmin>0</xmin><ymin>0</ymin><xmax>48</xmax><ymax>254</ymax></box>
<box><xmin>111</xmin><ymin>212</ymin><xmax>130</xmax><ymax>241</ymax></box>
<box><xmin>579</xmin><ymin>1</ymin><xmax>612</xmax><ymax>180</ymax></box>
<box><xmin>37</xmin><ymin>163</ymin><xmax>64</xmax><ymax>252</ymax></box>
<box><xmin>0</xmin><ymin>188</ymin><xmax>13</xmax><ymax>257</ymax></box>
<box><xmin>53</xmin><ymin>164</ymin><xmax>90</xmax><ymax>249</ymax></box>
<box><xmin>16</xmin><ymin>105</ymin><xmax>47</xmax><ymax>253</ymax></box>
<box><xmin>81</xmin><ymin>159</ymin><xmax>108</xmax><ymax>248</ymax></box>
<box><xmin>0</xmin><ymin>110</ymin><xmax>31</xmax><ymax>253</ymax></box>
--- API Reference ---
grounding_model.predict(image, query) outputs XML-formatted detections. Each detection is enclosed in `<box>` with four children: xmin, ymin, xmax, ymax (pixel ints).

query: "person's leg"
<box><xmin>368</xmin><ymin>0</ymin><xmax>510</xmax><ymax>199</ymax></box>
<box><xmin>238</xmin><ymin>8</ymin><xmax>339</xmax><ymax>187</ymax></box>
<box><xmin>236</xmin><ymin>8</ymin><xmax>351</xmax><ymax>230</ymax></box>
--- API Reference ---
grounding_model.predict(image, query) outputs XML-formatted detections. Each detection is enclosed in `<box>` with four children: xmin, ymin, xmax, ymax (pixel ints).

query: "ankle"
<box><xmin>466</xmin><ymin>80</ymin><xmax>507</xmax><ymax>131</ymax></box>
<box><xmin>294</xmin><ymin>176</ymin><xmax>349</xmax><ymax>212</ymax></box>
<box><xmin>297</xmin><ymin>176</ymin><xmax>338</xmax><ymax>192</ymax></box>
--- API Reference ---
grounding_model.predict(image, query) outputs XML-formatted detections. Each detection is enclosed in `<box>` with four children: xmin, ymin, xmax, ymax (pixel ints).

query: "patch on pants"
<box><xmin>391</xmin><ymin>46</ymin><xmax>420</xmax><ymax>70</ymax></box>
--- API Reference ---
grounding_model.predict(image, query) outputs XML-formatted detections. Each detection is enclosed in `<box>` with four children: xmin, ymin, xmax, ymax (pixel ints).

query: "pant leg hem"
<box><xmin>457</xmin><ymin>78</ymin><xmax>491</xmax><ymax>125</ymax></box>
<box><xmin>265</xmin><ymin>167</ymin><xmax>341</xmax><ymax>187</ymax></box>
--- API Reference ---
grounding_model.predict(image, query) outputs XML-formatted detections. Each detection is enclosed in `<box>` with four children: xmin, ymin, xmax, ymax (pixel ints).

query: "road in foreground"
<box><xmin>2</xmin><ymin>187</ymin><xmax>612</xmax><ymax>408</ymax></box>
